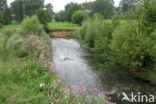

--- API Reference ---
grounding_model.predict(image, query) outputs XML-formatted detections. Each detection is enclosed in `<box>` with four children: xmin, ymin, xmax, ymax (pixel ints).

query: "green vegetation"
<box><xmin>21</xmin><ymin>16</ymin><xmax>43</xmax><ymax>36</ymax></box>
<box><xmin>36</xmin><ymin>8</ymin><xmax>49</xmax><ymax>31</ymax></box>
<box><xmin>48</xmin><ymin>22</ymin><xmax>78</xmax><ymax>29</ymax></box>
<box><xmin>2</xmin><ymin>22</ymin><xmax>78</xmax><ymax>30</ymax></box>
<box><xmin>76</xmin><ymin>0</ymin><xmax>156</xmax><ymax>84</ymax></box>
<box><xmin>72</xmin><ymin>10</ymin><xmax>88</xmax><ymax>25</ymax></box>
<box><xmin>0</xmin><ymin>15</ymin><xmax>109</xmax><ymax>104</ymax></box>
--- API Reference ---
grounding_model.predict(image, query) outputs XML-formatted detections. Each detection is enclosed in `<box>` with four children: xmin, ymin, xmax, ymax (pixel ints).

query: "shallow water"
<box><xmin>52</xmin><ymin>38</ymin><xmax>156</xmax><ymax>104</ymax></box>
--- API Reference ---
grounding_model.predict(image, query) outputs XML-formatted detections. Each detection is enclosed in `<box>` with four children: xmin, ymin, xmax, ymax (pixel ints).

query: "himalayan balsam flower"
<box><xmin>40</xmin><ymin>83</ymin><xmax>45</xmax><ymax>87</ymax></box>
<box><xmin>39</xmin><ymin>54</ymin><xmax>44</xmax><ymax>59</ymax></box>
<box><xmin>55</xmin><ymin>97</ymin><xmax>60</xmax><ymax>103</ymax></box>
<box><xmin>78</xmin><ymin>84</ymin><xmax>86</xmax><ymax>92</ymax></box>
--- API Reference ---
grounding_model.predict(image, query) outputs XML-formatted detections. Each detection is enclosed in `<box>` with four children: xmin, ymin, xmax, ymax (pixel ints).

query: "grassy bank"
<box><xmin>2</xmin><ymin>22</ymin><xmax>78</xmax><ymax>30</ymax></box>
<box><xmin>0</xmin><ymin>16</ymin><xmax>112</xmax><ymax>103</ymax></box>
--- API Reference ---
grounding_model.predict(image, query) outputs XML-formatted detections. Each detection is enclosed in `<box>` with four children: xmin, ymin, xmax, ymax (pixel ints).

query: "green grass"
<box><xmin>2</xmin><ymin>22</ymin><xmax>79</xmax><ymax>30</ymax></box>
<box><xmin>48</xmin><ymin>22</ymin><xmax>79</xmax><ymax>29</ymax></box>
<box><xmin>2</xmin><ymin>24</ymin><xmax>21</xmax><ymax>29</ymax></box>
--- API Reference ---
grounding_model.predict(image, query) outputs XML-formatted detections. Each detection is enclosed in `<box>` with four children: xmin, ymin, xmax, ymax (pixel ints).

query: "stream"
<box><xmin>52</xmin><ymin>38</ymin><xmax>156</xmax><ymax>104</ymax></box>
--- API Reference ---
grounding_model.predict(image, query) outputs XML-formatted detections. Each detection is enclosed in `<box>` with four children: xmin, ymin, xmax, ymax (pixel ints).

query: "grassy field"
<box><xmin>2</xmin><ymin>22</ymin><xmax>78</xmax><ymax>30</ymax></box>
<box><xmin>48</xmin><ymin>22</ymin><xmax>78</xmax><ymax>29</ymax></box>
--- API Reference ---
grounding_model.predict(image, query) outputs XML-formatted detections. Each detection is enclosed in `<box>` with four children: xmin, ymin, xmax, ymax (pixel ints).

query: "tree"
<box><xmin>0</xmin><ymin>11</ymin><xmax>3</xmax><ymax>27</ymax></box>
<box><xmin>11</xmin><ymin>0</ymin><xmax>44</xmax><ymax>22</ymax></box>
<box><xmin>81</xmin><ymin>1</ymin><xmax>94</xmax><ymax>16</ymax></box>
<box><xmin>36</xmin><ymin>8</ymin><xmax>48</xmax><ymax>31</ymax></box>
<box><xmin>0</xmin><ymin>0</ymin><xmax>7</xmax><ymax>11</ymax></box>
<box><xmin>65</xmin><ymin>2</ymin><xmax>83</xmax><ymax>22</ymax></box>
<box><xmin>45</xmin><ymin>3</ymin><xmax>53</xmax><ymax>22</ymax></box>
<box><xmin>119</xmin><ymin>0</ymin><xmax>142</xmax><ymax>13</ymax></box>
<box><xmin>55</xmin><ymin>10</ymin><xmax>65</xmax><ymax>22</ymax></box>
<box><xmin>72</xmin><ymin>10</ymin><xmax>88</xmax><ymax>25</ymax></box>
<box><xmin>3</xmin><ymin>6</ymin><xmax>12</xmax><ymax>25</ymax></box>
<box><xmin>92</xmin><ymin>0</ymin><xmax>115</xmax><ymax>19</ymax></box>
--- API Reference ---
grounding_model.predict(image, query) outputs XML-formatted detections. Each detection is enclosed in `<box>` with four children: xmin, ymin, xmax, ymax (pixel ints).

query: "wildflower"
<box><xmin>39</xmin><ymin>54</ymin><xmax>44</xmax><ymax>59</ymax></box>
<box><xmin>78</xmin><ymin>84</ymin><xmax>86</xmax><ymax>92</ymax></box>
<box><xmin>40</xmin><ymin>83</ymin><xmax>45</xmax><ymax>87</ymax></box>
<box><xmin>55</xmin><ymin>97</ymin><xmax>60</xmax><ymax>103</ymax></box>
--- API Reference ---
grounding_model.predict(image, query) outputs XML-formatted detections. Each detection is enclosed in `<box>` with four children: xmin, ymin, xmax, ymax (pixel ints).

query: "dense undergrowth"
<box><xmin>0</xmin><ymin>16</ymin><xmax>115</xmax><ymax>104</ymax></box>
<box><xmin>73</xmin><ymin>1</ymin><xmax>156</xmax><ymax>84</ymax></box>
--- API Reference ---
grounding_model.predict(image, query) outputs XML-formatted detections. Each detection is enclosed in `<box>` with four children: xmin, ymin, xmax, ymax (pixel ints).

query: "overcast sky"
<box><xmin>7</xmin><ymin>0</ymin><xmax>121</xmax><ymax>12</ymax></box>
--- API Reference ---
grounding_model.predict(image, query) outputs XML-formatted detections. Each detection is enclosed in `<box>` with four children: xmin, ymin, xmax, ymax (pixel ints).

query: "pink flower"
<box><xmin>55</xmin><ymin>97</ymin><xmax>60</xmax><ymax>103</ymax></box>
<box><xmin>78</xmin><ymin>84</ymin><xmax>86</xmax><ymax>92</ymax></box>
<box><xmin>40</xmin><ymin>83</ymin><xmax>45</xmax><ymax>87</ymax></box>
<box><xmin>39</xmin><ymin>54</ymin><xmax>44</xmax><ymax>59</ymax></box>
<box><xmin>98</xmin><ymin>91</ymin><xmax>107</xmax><ymax>97</ymax></box>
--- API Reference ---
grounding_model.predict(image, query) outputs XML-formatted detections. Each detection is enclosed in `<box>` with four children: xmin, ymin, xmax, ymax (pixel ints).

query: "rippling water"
<box><xmin>52</xmin><ymin>38</ymin><xmax>156</xmax><ymax>104</ymax></box>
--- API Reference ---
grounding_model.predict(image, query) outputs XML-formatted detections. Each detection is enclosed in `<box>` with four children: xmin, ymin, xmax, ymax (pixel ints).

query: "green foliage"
<box><xmin>3</xmin><ymin>6</ymin><xmax>12</xmax><ymax>25</ymax></box>
<box><xmin>36</xmin><ymin>8</ymin><xmax>49</xmax><ymax>31</ymax></box>
<box><xmin>0</xmin><ymin>59</ymin><xmax>55</xmax><ymax>104</ymax></box>
<box><xmin>79</xmin><ymin>20</ymin><xmax>98</xmax><ymax>47</ymax></box>
<box><xmin>94</xmin><ymin>21</ymin><xmax>113</xmax><ymax>62</ymax></box>
<box><xmin>110</xmin><ymin>22</ymin><xmax>153</xmax><ymax>68</ymax></box>
<box><xmin>11</xmin><ymin>20</ymin><xmax>18</xmax><ymax>25</ymax></box>
<box><xmin>93</xmin><ymin>13</ymin><xmax>104</xmax><ymax>21</ymax></box>
<box><xmin>65</xmin><ymin>2</ymin><xmax>83</xmax><ymax>22</ymax></box>
<box><xmin>21</xmin><ymin>16</ymin><xmax>43</xmax><ymax>36</ymax></box>
<box><xmin>72</xmin><ymin>10</ymin><xmax>88</xmax><ymax>25</ymax></box>
<box><xmin>112</xmin><ymin>14</ymin><xmax>121</xmax><ymax>29</ymax></box>
<box><xmin>0</xmin><ymin>0</ymin><xmax>7</xmax><ymax>11</ymax></box>
<box><xmin>67</xmin><ymin>31</ymin><xmax>80</xmax><ymax>39</ymax></box>
<box><xmin>45</xmin><ymin>3</ymin><xmax>53</xmax><ymax>22</ymax></box>
<box><xmin>6</xmin><ymin>34</ymin><xmax>27</xmax><ymax>57</ymax></box>
<box><xmin>11</xmin><ymin>0</ymin><xmax>44</xmax><ymax>22</ymax></box>
<box><xmin>49</xmin><ymin>33</ymin><xmax>55</xmax><ymax>38</ymax></box>
<box><xmin>92</xmin><ymin>0</ymin><xmax>115</xmax><ymax>19</ymax></box>
<box><xmin>55</xmin><ymin>11</ymin><xmax>66</xmax><ymax>22</ymax></box>
<box><xmin>0</xmin><ymin>11</ymin><xmax>3</xmax><ymax>28</ymax></box>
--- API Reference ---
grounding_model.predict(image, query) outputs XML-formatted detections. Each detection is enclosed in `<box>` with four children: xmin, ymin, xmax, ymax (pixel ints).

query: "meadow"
<box><xmin>2</xmin><ymin>22</ymin><xmax>78</xmax><ymax>30</ymax></box>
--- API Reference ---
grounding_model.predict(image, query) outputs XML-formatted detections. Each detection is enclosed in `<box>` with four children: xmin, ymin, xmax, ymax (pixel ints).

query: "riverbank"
<box><xmin>0</xmin><ymin>28</ymin><xmax>115</xmax><ymax>104</ymax></box>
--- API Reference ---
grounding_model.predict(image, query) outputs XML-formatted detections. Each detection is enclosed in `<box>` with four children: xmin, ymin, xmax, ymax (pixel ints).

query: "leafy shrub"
<box><xmin>110</xmin><ymin>22</ymin><xmax>153</xmax><ymax>69</ymax></box>
<box><xmin>0</xmin><ymin>11</ymin><xmax>3</xmax><ymax>28</ymax></box>
<box><xmin>72</xmin><ymin>10</ymin><xmax>88</xmax><ymax>25</ymax></box>
<box><xmin>11</xmin><ymin>20</ymin><xmax>18</xmax><ymax>25</ymax></box>
<box><xmin>36</xmin><ymin>8</ymin><xmax>49</xmax><ymax>31</ymax></box>
<box><xmin>55</xmin><ymin>10</ymin><xmax>66</xmax><ymax>22</ymax></box>
<box><xmin>6</xmin><ymin>34</ymin><xmax>27</xmax><ymax>57</ymax></box>
<box><xmin>94</xmin><ymin>21</ymin><xmax>113</xmax><ymax>62</ymax></box>
<box><xmin>21</xmin><ymin>16</ymin><xmax>43</xmax><ymax>36</ymax></box>
<box><xmin>93</xmin><ymin>13</ymin><xmax>104</xmax><ymax>21</ymax></box>
<box><xmin>79</xmin><ymin>20</ymin><xmax>113</xmax><ymax>48</ymax></box>
<box><xmin>112</xmin><ymin>14</ymin><xmax>121</xmax><ymax>29</ymax></box>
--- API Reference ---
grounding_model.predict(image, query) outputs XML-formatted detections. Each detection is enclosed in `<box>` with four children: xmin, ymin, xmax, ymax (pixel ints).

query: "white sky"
<box><xmin>7</xmin><ymin>0</ymin><xmax>121</xmax><ymax>12</ymax></box>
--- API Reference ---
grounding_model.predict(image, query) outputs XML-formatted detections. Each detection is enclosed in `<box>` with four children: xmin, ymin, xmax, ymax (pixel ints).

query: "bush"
<box><xmin>0</xmin><ymin>11</ymin><xmax>3</xmax><ymax>28</ymax></box>
<box><xmin>94</xmin><ymin>21</ymin><xmax>113</xmax><ymax>62</ymax></box>
<box><xmin>110</xmin><ymin>22</ymin><xmax>153</xmax><ymax>69</ymax></box>
<box><xmin>79</xmin><ymin>20</ymin><xmax>112</xmax><ymax>48</ymax></box>
<box><xmin>11</xmin><ymin>20</ymin><xmax>18</xmax><ymax>25</ymax></box>
<box><xmin>55</xmin><ymin>11</ymin><xmax>66</xmax><ymax>22</ymax></box>
<box><xmin>72</xmin><ymin>10</ymin><xmax>88</xmax><ymax>25</ymax></box>
<box><xmin>36</xmin><ymin>8</ymin><xmax>49</xmax><ymax>31</ymax></box>
<box><xmin>6</xmin><ymin>34</ymin><xmax>27</xmax><ymax>57</ymax></box>
<box><xmin>112</xmin><ymin>14</ymin><xmax>121</xmax><ymax>29</ymax></box>
<box><xmin>21</xmin><ymin>16</ymin><xmax>43</xmax><ymax>36</ymax></box>
<box><xmin>93</xmin><ymin>13</ymin><xmax>104</xmax><ymax>21</ymax></box>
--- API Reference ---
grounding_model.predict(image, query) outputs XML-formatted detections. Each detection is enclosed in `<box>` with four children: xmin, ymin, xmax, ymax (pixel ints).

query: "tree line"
<box><xmin>0</xmin><ymin>0</ymin><xmax>53</xmax><ymax>27</ymax></box>
<box><xmin>55</xmin><ymin>0</ymin><xmax>144</xmax><ymax>23</ymax></box>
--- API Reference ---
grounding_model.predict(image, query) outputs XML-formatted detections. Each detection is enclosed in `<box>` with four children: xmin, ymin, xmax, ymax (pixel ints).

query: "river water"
<box><xmin>52</xmin><ymin>38</ymin><xmax>156</xmax><ymax>104</ymax></box>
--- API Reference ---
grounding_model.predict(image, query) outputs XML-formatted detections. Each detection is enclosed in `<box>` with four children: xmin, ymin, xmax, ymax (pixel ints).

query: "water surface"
<box><xmin>52</xmin><ymin>38</ymin><xmax>156</xmax><ymax>104</ymax></box>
